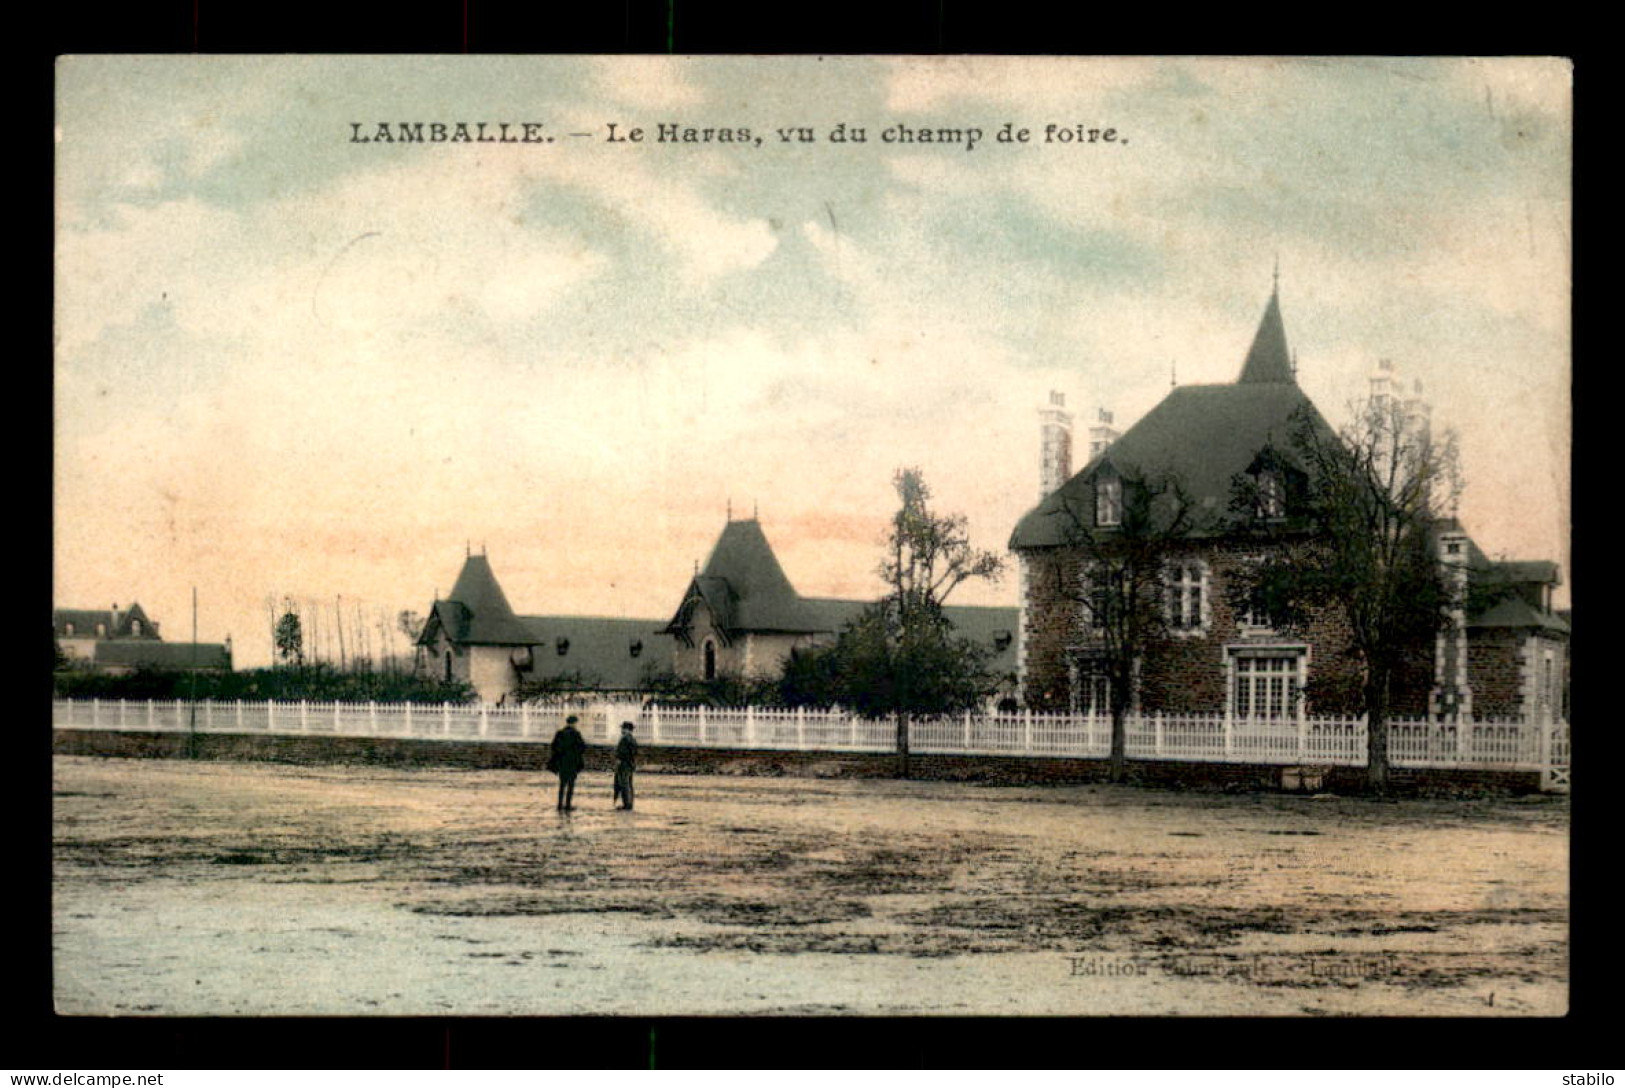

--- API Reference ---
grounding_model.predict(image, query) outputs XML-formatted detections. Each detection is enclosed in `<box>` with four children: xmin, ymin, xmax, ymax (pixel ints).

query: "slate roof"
<box><xmin>429</xmin><ymin>555</ymin><xmax>538</xmax><ymax>645</ymax></box>
<box><xmin>662</xmin><ymin>520</ymin><xmax>1020</xmax><ymax>672</ymax></box>
<box><xmin>801</xmin><ymin>597</ymin><xmax>1019</xmax><ymax>674</ymax></box>
<box><xmin>1483</xmin><ymin>560</ymin><xmax>1561</xmax><ymax>586</ymax></box>
<box><xmin>1011</xmin><ymin>291</ymin><xmax>1334</xmax><ymax>550</ymax></box>
<box><xmin>517</xmin><ymin>615</ymin><xmax>676</xmax><ymax>691</ymax></box>
<box><xmin>1468</xmin><ymin>596</ymin><xmax>1571</xmax><ymax>634</ymax></box>
<box><xmin>1238</xmin><ymin>288</ymin><xmax>1295</xmax><ymax>384</ymax></box>
<box><xmin>94</xmin><ymin>641</ymin><xmax>232</xmax><ymax>670</ymax></box>
<box><xmin>53</xmin><ymin>604</ymin><xmax>158</xmax><ymax>639</ymax></box>
<box><xmin>666</xmin><ymin>519</ymin><xmax>826</xmax><ymax>635</ymax></box>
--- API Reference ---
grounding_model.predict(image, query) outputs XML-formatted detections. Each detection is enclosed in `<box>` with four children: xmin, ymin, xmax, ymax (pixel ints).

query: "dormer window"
<box><xmin>1096</xmin><ymin>476</ymin><xmax>1122</xmax><ymax>527</ymax></box>
<box><xmin>131</xmin><ymin>619</ymin><xmax>143</xmax><ymax>636</ymax></box>
<box><xmin>556</xmin><ymin>637</ymin><xmax>571</xmax><ymax>656</ymax></box>
<box><xmin>1257</xmin><ymin>470</ymin><xmax>1285</xmax><ymax>520</ymax></box>
<box><xmin>64</xmin><ymin>623</ymin><xmax>75</xmax><ymax>637</ymax></box>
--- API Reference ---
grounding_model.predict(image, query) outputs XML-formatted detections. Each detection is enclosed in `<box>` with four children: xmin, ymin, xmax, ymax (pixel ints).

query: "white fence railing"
<box><xmin>52</xmin><ymin>698</ymin><xmax>1569</xmax><ymax>776</ymax></box>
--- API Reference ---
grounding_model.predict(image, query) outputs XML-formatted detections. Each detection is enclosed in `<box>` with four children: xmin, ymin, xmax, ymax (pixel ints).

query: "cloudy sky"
<box><xmin>55</xmin><ymin>56</ymin><xmax>1571</xmax><ymax>668</ymax></box>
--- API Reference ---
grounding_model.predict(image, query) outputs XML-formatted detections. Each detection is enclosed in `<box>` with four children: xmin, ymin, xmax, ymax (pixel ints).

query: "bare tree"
<box><xmin>879</xmin><ymin>468</ymin><xmax>1005</xmax><ymax>775</ymax></box>
<box><xmin>1235</xmin><ymin>396</ymin><xmax>1462</xmax><ymax>793</ymax></box>
<box><xmin>1050</xmin><ymin>469</ymin><xmax>1198</xmax><ymax>783</ymax></box>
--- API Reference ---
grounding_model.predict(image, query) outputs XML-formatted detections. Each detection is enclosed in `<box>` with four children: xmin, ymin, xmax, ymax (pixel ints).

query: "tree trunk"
<box><xmin>1365</xmin><ymin>677</ymin><xmax>1390</xmax><ymax>795</ymax></box>
<box><xmin>1109</xmin><ymin>706</ymin><xmax>1128</xmax><ymax>784</ymax></box>
<box><xmin>896</xmin><ymin>710</ymin><xmax>912</xmax><ymax>779</ymax></box>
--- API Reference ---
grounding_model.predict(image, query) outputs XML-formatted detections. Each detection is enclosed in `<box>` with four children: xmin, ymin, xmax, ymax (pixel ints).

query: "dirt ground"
<box><xmin>51</xmin><ymin>755</ymin><xmax>1568</xmax><ymax>1017</ymax></box>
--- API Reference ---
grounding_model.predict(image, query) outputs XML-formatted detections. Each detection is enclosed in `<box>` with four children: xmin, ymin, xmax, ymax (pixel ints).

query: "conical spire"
<box><xmin>444</xmin><ymin>553</ymin><xmax>533</xmax><ymax>644</ymax></box>
<box><xmin>1237</xmin><ymin>286</ymin><xmax>1296</xmax><ymax>384</ymax></box>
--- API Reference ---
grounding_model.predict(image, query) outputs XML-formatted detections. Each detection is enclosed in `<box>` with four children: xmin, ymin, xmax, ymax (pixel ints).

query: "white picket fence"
<box><xmin>51</xmin><ymin>698</ymin><xmax>1570</xmax><ymax>781</ymax></box>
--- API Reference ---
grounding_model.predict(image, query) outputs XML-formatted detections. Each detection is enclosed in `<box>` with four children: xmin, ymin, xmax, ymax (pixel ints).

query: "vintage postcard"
<box><xmin>52</xmin><ymin>56</ymin><xmax>1571</xmax><ymax>1017</ymax></box>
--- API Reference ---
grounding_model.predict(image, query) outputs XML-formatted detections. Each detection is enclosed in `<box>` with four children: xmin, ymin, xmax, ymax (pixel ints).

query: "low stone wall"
<box><xmin>52</xmin><ymin>728</ymin><xmax>1545</xmax><ymax>796</ymax></box>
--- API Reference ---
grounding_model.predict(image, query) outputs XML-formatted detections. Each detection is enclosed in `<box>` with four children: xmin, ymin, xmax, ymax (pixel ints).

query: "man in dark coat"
<box><xmin>612</xmin><ymin>721</ymin><xmax>638</xmax><ymax>811</ymax></box>
<box><xmin>547</xmin><ymin>715</ymin><xmax>588</xmax><ymax>811</ymax></box>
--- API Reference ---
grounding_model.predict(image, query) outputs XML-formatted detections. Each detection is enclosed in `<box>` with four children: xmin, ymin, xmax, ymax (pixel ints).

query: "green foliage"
<box><xmin>778</xmin><ymin>603</ymin><xmax>996</xmax><ymax>716</ymax></box>
<box><xmin>637</xmin><ymin>666</ymin><xmax>782</xmax><ymax>707</ymax></box>
<box><xmin>510</xmin><ymin>670</ymin><xmax>607</xmax><ymax>704</ymax></box>
<box><xmin>778</xmin><ymin>469</ymin><xmax>1005</xmax><ymax>720</ymax></box>
<box><xmin>273</xmin><ymin>609</ymin><xmax>304</xmax><ymax>665</ymax></box>
<box><xmin>54</xmin><ymin>663</ymin><xmax>476</xmax><ymax>704</ymax></box>
<box><xmin>1227</xmin><ymin>400</ymin><xmax>1465</xmax><ymax>792</ymax></box>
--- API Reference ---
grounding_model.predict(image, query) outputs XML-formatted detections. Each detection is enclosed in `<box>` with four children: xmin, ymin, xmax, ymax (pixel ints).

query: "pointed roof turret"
<box><xmin>435</xmin><ymin>554</ymin><xmax>535</xmax><ymax>644</ymax></box>
<box><xmin>1237</xmin><ymin>287</ymin><xmax>1296</xmax><ymax>384</ymax></box>
<box><xmin>665</xmin><ymin>518</ymin><xmax>824</xmax><ymax>636</ymax></box>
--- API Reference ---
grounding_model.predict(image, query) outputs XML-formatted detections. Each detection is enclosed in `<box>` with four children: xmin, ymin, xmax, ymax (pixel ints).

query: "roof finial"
<box><xmin>465</xmin><ymin>541</ymin><xmax>470</xmax><ymax>558</ymax></box>
<box><xmin>1272</xmin><ymin>252</ymin><xmax>1280</xmax><ymax>293</ymax></box>
<box><xmin>727</xmin><ymin>497</ymin><xmax>732</xmax><ymax>521</ymax></box>
<box><xmin>1170</xmin><ymin>359</ymin><xmax>1177</xmax><ymax>389</ymax></box>
<box><xmin>753</xmin><ymin>499</ymin><xmax>759</xmax><ymax>520</ymax></box>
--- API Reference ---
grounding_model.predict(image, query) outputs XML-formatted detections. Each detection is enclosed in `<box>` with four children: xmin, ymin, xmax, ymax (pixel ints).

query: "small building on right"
<box><xmin>1008</xmin><ymin>287</ymin><xmax>1568</xmax><ymax>722</ymax></box>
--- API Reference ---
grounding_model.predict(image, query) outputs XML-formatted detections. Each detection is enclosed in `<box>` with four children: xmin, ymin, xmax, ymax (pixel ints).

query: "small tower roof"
<box><xmin>1237</xmin><ymin>288</ymin><xmax>1296</xmax><ymax>384</ymax></box>
<box><xmin>441</xmin><ymin>554</ymin><xmax>535</xmax><ymax>644</ymax></box>
<box><xmin>666</xmin><ymin>518</ymin><xmax>824</xmax><ymax>635</ymax></box>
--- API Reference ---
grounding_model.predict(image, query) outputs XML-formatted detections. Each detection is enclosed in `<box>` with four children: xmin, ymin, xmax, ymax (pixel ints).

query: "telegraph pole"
<box><xmin>187</xmin><ymin>586</ymin><xmax>199</xmax><ymax>759</ymax></box>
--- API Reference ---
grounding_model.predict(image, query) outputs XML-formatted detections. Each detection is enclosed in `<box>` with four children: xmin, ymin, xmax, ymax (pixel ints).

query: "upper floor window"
<box><xmin>95</xmin><ymin>623</ymin><xmax>106</xmax><ymax>638</ymax></box>
<box><xmin>1236</xmin><ymin>594</ymin><xmax>1274</xmax><ymax>632</ymax></box>
<box><xmin>1233</xmin><ymin>555</ymin><xmax>1275</xmax><ymax>632</ymax></box>
<box><xmin>1164</xmin><ymin>561</ymin><xmax>1208</xmax><ymax>632</ymax></box>
<box><xmin>1079</xmin><ymin>565</ymin><xmax>1114</xmax><ymax>633</ymax></box>
<box><xmin>131</xmin><ymin>619</ymin><xmax>144</xmax><ymax>636</ymax></box>
<box><xmin>1096</xmin><ymin>476</ymin><xmax>1122</xmax><ymax>527</ymax></box>
<box><xmin>703</xmin><ymin>639</ymin><xmax>718</xmax><ymax>680</ymax></box>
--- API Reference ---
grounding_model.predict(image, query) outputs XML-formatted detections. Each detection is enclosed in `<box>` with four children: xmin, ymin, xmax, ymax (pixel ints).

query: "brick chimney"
<box><xmin>1039</xmin><ymin>390</ymin><xmax>1073</xmax><ymax>499</ymax></box>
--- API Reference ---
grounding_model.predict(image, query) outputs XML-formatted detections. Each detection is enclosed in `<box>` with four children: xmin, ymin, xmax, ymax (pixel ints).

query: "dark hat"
<box><xmin>621</xmin><ymin>721</ymin><xmax>635</xmax><ymax>731</ymax></box>
<box><xmin>566</xmin><ymin>715</ymin><xmax>579</xmax><ymax>725</ymax></box>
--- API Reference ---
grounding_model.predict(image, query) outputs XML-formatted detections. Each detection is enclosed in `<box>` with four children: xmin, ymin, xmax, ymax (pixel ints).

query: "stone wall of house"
<box><xmin>1018</xmin><ymin>539</ymin><xmax>1413</xmax><ymax>717</ymax></box>
<box><xmin>1018</xmin><ymin>547</ymin><xmax>1083</xmax><ymax>709</ymax></box>
<box><xmin>1467</xmin><ymin>629</ymin><xmax>1526</xmax><ymax>718</ymax></box>
<box><xmin>669</xmin><ymin>600</ymin><xmax>748</xmax><ymax>680</ymax></box>
<box><xmin>468</xmin><ymin>645</ymin><xmax>520</xmax><ymax>705</ymax></box>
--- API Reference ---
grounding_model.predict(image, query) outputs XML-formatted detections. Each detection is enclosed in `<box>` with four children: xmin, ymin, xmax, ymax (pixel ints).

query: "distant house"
<box><xmin>415</xmin><ymin>518</ymin><xmax>1020</xmax><ymax>706</ymax></box>
<box><xmin>1009</xmin><ymin>288</ymin><xmax>1569</xmax><ymax>722</ymax></box>
<box><xmin>53</xmin><ymin>603</ymin><xmax>233</xmax><ymax>674</ymax></box>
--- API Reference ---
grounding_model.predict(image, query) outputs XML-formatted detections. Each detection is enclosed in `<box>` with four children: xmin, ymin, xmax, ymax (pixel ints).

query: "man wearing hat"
<box><xmin>613</xmin><ymin>721</ymin><xmax>638</xmax><ymax>811</ymax></box>
<box><xmin>547</xmin><ymin>714</ymin><xmax>588</xmax><ymax>811</ymax></box>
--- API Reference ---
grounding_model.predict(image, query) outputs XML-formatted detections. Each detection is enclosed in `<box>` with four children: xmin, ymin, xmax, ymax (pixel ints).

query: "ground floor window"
<box><xmin>1068</xmin><ymin>653</ymin><xmax>1114</xmax><ymax>714</ymax></box>
<box><xmin>1230</xmin><ymin>650</ymin><xmax>1305</xmax><ymax>720</ymax></box>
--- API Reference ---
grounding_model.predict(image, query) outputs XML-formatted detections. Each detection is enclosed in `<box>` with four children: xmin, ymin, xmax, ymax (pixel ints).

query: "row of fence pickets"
<box><xmin>52</xmin><ymin>698</ymin><xmax>1570</xmax><ymax>773</ymax></box>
